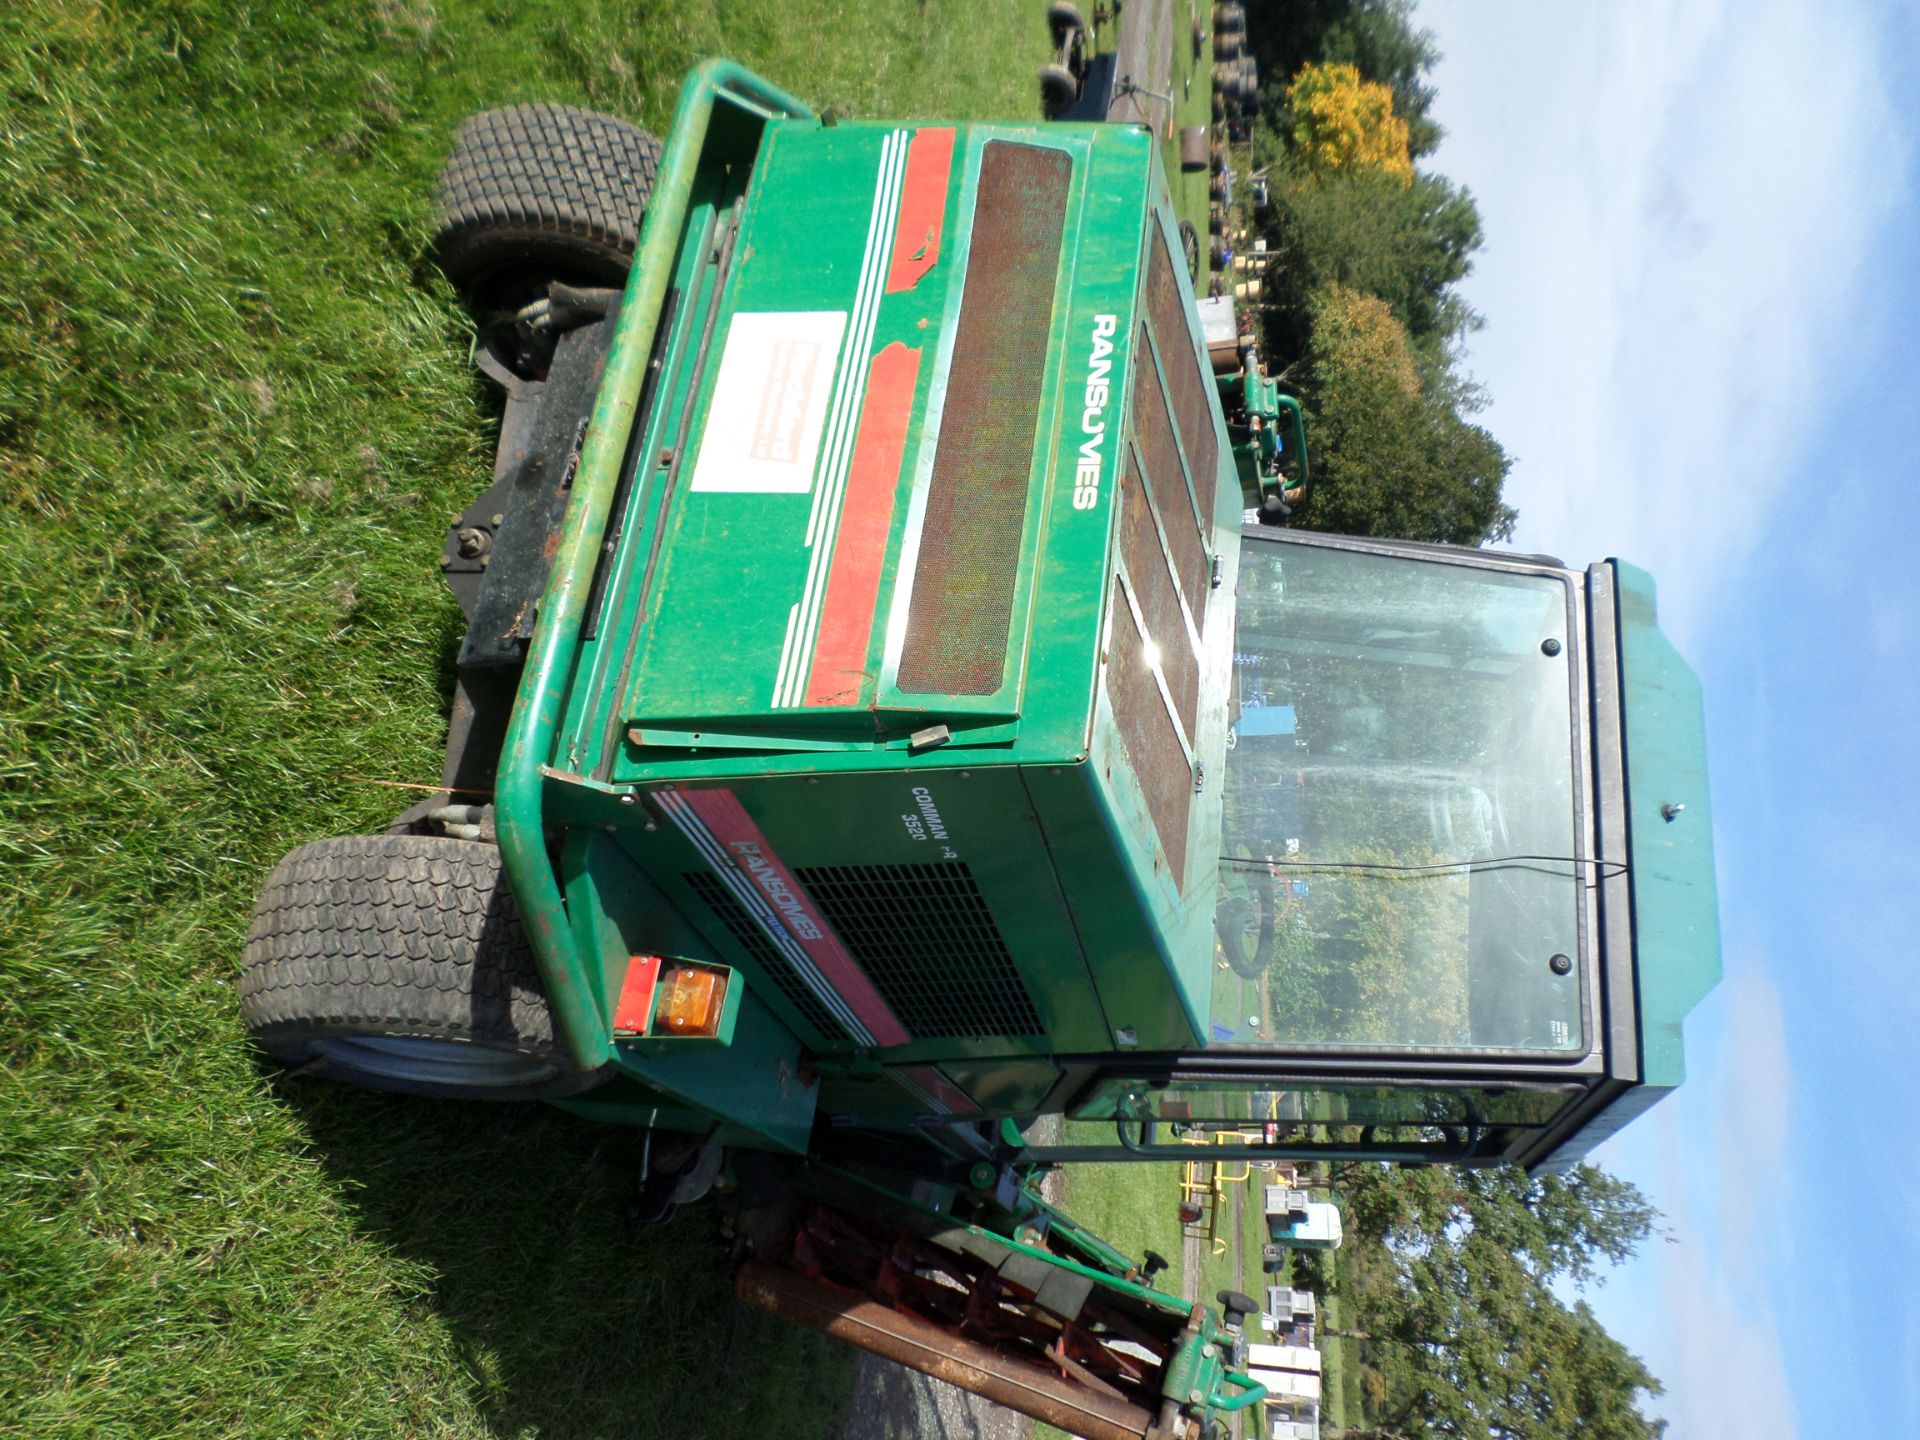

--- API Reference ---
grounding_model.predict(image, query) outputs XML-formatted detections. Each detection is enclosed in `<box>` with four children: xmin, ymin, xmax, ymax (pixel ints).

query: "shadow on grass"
<box><xmin>286</xmin><ymin>1084</ymin><xmax>854</xmax><ymax>1440</ymax></box>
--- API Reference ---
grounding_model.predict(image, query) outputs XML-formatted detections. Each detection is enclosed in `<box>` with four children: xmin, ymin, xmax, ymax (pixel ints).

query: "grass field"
<box><xmin>0</xmin><ymin>3</ymin><xmax>1048</xmax><ymax>1436</ymax></box>
<box><xmin>1034</xmin><ymin>1145</ymin><xmax>1280</xmax><ymax>1440</ymax></box>
<box><xmin>1032</xmin><ymin>1157</ymin><xmax>1183</xmax><ymax>1440</ymax></box>
<box><xmin>1082</xmin><ymin>0</ymin><xmax>1214</xmax><ymax>285</ymax></box>
<box><xmin>1160</xmin><ymin>3</ymin><xmax>1215</xmax><ymax>269</ymax></box>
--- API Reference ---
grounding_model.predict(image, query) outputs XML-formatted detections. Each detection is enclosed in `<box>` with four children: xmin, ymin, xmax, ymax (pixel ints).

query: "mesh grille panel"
<box><xmin>1129</xmin><ymin>322</ymin><xmax>1210</xmax><ymax>632</ymax></box>
<box><xmin>793</xmin><ymin>862</ymin><xmax>1044</xmax><ymax>1038</ymax></box>
<box><xmin>683</xmin><ymin>871</ymin><xmax>844</xmax><ymax>1041</ymax></box>
<box><xmin>1119</xmin><ymin>455</ymin><xmax>1200</xmax><ymax>744</ymax></box>
<box><xmin>1108</xmin><ymin>590</ymin><xmax>1192</xmax><ymax>889</ymax></box>
<box><xmin>897</xmin><ymin>142</ymin><xmax>1073</xmax><ymax>696</ymax></box>
<box><xmin>1145</xmin><ymin>219</ymin><xmax>1221</xmax><ymax>555</ymax></box>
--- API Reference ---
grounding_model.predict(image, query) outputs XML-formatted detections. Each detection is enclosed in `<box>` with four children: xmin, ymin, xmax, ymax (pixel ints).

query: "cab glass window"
<box><xmin>1211</xmin><ymin>540</ymin><xmax>1585</xmax><ymax>1053</ymax></box>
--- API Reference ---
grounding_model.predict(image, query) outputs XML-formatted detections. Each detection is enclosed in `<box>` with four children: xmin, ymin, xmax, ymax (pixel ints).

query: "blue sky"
<box><xmin>1417</xmin><ymin>2</ymin><xmax>1920</xmax><ymax>1434</ymax></box>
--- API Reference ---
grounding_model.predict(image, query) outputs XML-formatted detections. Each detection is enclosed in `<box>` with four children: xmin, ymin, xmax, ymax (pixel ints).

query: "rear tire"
<box><xmin>432</xmin><ymin>103</ymin><xmax>661</xmax><ymax>308</ymax></box>
<box><xmin>239</xmin><ymin>834</ymin><xmax>608</xmax><ymax>1100</ymax></box>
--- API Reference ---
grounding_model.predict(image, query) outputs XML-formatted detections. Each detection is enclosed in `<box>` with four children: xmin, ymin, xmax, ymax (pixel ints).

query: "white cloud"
<box><xmin>1710</xmin><ymin>965</ymin><xmax>1790</xmax><ymax>1256</ymax></box>
<box><xmin>1659</xmin><ymin>1231</ymin><xmax>1799</xmax><ymax>1440</ymax></box>
<box><xmin>1420</xmin><ymin>0</ymin><xmax>1906</xmax><ymax>649</ymax></box>
<box><xmin>1586</xmin><ymin>967</ymin><xmax>1801</xmax><ymax>1438</ymax></box>
<box><xmin>1652</xmin><ymin>981</ymin><xmax>1797</xmax><ymax>1440</ymax></box>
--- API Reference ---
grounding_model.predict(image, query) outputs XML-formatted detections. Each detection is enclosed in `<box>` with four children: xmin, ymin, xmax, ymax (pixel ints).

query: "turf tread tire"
<box><xmin>239</xmin><ymin>834</ymin><xmax>603</xmax><ymax>1099</ymax></box>
<box><xmin>433</xmin><ymin>104</ymin><xmax>661</xmax><ymax>300</ymax></box>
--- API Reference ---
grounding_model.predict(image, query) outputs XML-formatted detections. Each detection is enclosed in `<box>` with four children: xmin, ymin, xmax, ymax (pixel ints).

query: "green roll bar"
<box><xmin>494</xmin><ymin>62</ymin><xmax>816</xmax><ymax>1071</ymax></box>
<box><xmin>1212</xmin><ymin>1372</ymin><xmax>1268</xmax><ymax>1413</ymax></box>
<box><xmin>1273</xmin><ymin>391</ymin><xmax>1310</xmax><ymax>493</ymax></box>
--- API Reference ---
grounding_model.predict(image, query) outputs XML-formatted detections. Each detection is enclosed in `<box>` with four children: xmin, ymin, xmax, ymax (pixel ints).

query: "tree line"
<box><xmin>1235</xmin><ymin>10</ymin><xmax>1666</xmax><ymax>1434</ymax></box>
<box><xmin>1240</xmin><ymin>0</ymin><xmax>1515</xmax><ymax>546</ymax></box>
<box><xmin>1285</xmin><ymin>1159</ymin><xmax>1670</xmax><ymax>1439</ymax></box>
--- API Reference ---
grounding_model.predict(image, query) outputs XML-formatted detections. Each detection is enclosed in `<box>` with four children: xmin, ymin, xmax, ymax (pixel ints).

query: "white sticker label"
<box><xmin>689</xmin><ymin>310</ymin><xmax>847</xmax><ymax>494</ymax></box>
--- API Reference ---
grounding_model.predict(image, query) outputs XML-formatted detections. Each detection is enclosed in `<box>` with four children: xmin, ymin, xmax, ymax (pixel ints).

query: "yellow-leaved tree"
<box><xmin>1285</xmin><ymin>62</ymin><xmax>1414</xmax><ymax>183</ymax></box>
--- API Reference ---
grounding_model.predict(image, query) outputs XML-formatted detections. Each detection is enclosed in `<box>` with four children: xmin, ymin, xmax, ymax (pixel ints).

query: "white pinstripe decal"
<box><xmin>656</xmin><ymin>788</ymin><xmax>874</xmax><ymax>1044</ymax></box>
<box><xmin>772</xmin><ymin>129</ymin><xmax>911</xmax><ymax>708</ymax></box>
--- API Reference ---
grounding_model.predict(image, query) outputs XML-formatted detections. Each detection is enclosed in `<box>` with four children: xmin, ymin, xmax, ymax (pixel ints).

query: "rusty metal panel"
<box><xmin>897</xmin><ymin>141</ymin><xmax>1073</xmax><ymax>696</ymax></box>
<box><xmin>1128</xmin><ymin>322</ymin><xmax>1210</xmax><ymax>634</ymax></box>
<box><xmin>1144</xmin><ymin>220</ymin><xmax>1221</xmax><ymax>551</ymax></box>
<box><xmin>1108</xmin><ymin>588</ymin><xmax>1192</xmax><ymax>889</ymax></box>
<box><xmin>736</xmin><ymin>1261</ymin><xmax>1154</xmax><ymax>1440</ymax></box>
<box><xmin>1118</xmin><ymin>455</ymin><xmax>1199</xmax><ymax>745</ymax></box>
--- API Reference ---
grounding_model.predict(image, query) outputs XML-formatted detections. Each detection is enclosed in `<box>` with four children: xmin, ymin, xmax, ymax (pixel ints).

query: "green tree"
<box><xmin>1316</xmin><ymin>0</ymin><xmax>1444</xmax><ymax>158</ymax></box>
<box><xmin>1330</xmin><ymin>1164</ymin><xmax>1669</xmax><ymax>1439</ymax></box>
<box><xmin>1339</xmin><ymin>1245</ymin><xmax>1667</xmax><ymax>1440</ymax></box>
<box><xmin>1284</xmin><ymin>61</ymin><xmax>1415</xmax><ymax>182</ymax></box>
<box><xmin>1261</xmin><ymin>166</ymin><xmax>1485</xmax><ymax>357</ymax></box>
<box><xmin>1245</xmin><ymin>0</ymin><xmax>1445</xmax><ymax>157</ymax></box>
<box><xmin>1340</xmin><ymin>1163</ymin><xmax>1663</xmax><ymax>1289</ymax></box>
<box><xmin>1295</xmin><ymin>285</ymin><xmax>1515</xmax><ymax>545</ymax></box>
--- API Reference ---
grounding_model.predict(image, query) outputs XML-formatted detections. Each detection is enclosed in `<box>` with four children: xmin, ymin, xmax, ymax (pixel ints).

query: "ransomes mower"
<box><xmin>239</xmin><ymin>62</ymin><xmax>1722</xmax><ymax>1440</ymax></box>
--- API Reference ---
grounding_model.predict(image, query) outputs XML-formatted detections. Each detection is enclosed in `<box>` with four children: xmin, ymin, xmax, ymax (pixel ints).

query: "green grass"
<box><xmin>0</xmin><ymin>3</ymin><xmax>1047</xmax><ymax>1436</ymax></box>
<box><xmin>1046</xmin><ymin>1125</ymin><xmax>1189</xmax><ymax>1276</ymax></box>
<box><xmin>1162</xmin><ymin>7</ymin><xmax>1215</xmax><ymax>273</ymax></box>
<box><xmin>1031</xmin><ymin>1152</ymin><xmax>1186</xmax><ymax>1440</ymax></box>
<box><xmin>1316</xmin><ymin>1251</ymin><xmax>1367</xmax><ymax>1435</ymax></box>
<box><xmin>1033</xmin><ymin>1149</ymin><xmax>1285</xmax><ymax>1439</ymax></box>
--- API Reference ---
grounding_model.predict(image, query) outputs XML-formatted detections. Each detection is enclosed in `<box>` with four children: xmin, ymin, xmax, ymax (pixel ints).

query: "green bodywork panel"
<box><xmin>1614</xmin><ymin>561</ymin><xmax>1722</xmax><ymax>1089</ymax></box>
<box><xmin>505</xmin><ymin>104</ymin><xmax>1242</xmax><ymax>1132</ymax></box>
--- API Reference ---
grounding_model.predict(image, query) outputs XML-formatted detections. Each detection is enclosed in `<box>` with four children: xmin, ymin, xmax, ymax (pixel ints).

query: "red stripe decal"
<box><xmin>884</xmin><ymin>127</ymin><xmax>956</xmax><ymax>294</ymax></box>
<box><xmin>680</xmin><ymin>788</ymin><xmax>912</xmax><ymax>1047</ymax></box>
<box><xmin>803</xmin><ymin>341</ymin><xmax>921</xmax><ymax>707</ymax></box>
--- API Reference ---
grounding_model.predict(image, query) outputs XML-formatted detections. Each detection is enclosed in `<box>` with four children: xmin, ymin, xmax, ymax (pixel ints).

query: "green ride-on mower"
<box><xmin>239</xmin><ymin>62</ymin><xmax>1722</xmax><ymax>1440</ymax></box>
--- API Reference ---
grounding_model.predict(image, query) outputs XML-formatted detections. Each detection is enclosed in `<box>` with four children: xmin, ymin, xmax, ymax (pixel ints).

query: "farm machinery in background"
<box><xmin>240</xmin><ymin>55</ymin><xmax>1722</xmax><ymax>1440</ymax></box>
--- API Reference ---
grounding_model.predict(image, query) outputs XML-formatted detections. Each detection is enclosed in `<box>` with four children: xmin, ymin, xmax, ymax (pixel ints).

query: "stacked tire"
<box><xmin>1210</xmin><ymin>5</ymin><xmax>1256</xmax><ymax>117</ymax></box>
<box><xmin>1237</xmin><ymin>55</ymin><xmax>1261</xmax><ymax>114</ymax></box>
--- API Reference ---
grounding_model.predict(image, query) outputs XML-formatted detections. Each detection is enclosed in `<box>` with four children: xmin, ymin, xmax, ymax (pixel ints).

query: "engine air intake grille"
<box><xmin>683</xmin><ymin>871</ymin><xmax>845</xmax><ymax>1042</ymax></box>
<box><xmin>1107</xmin><ymin>590</ymin><xmax>1193</xmax><ymax>889</ymax></box>
<box><xmin>896</xmin><ymin>141</ymin><xmax>1073</xmax><ymax>697</ymax></box>
<box><xmin>793</xmin><ymin>862</ymin><xmax>1044</xmax><ymax>1038</ymax></box>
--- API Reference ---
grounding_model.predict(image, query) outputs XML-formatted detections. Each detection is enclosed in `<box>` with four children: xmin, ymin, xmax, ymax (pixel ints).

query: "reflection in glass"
<box><xmin>1213</xmin><ymin>543</ymin><xmax>1583</xmax><ymax>1052</ymax></box>
<box><xmin>1072</xmin><ymin>1076</ymin><xmax>1576</xmax><ymax>1129</ymax></box>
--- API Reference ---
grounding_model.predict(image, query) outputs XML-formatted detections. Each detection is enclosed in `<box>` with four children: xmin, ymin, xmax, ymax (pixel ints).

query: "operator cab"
<box><xmin>1053</xmin><ymin>529</ymin><xmax>1722</xmax><ymax>1174</ymax></box>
